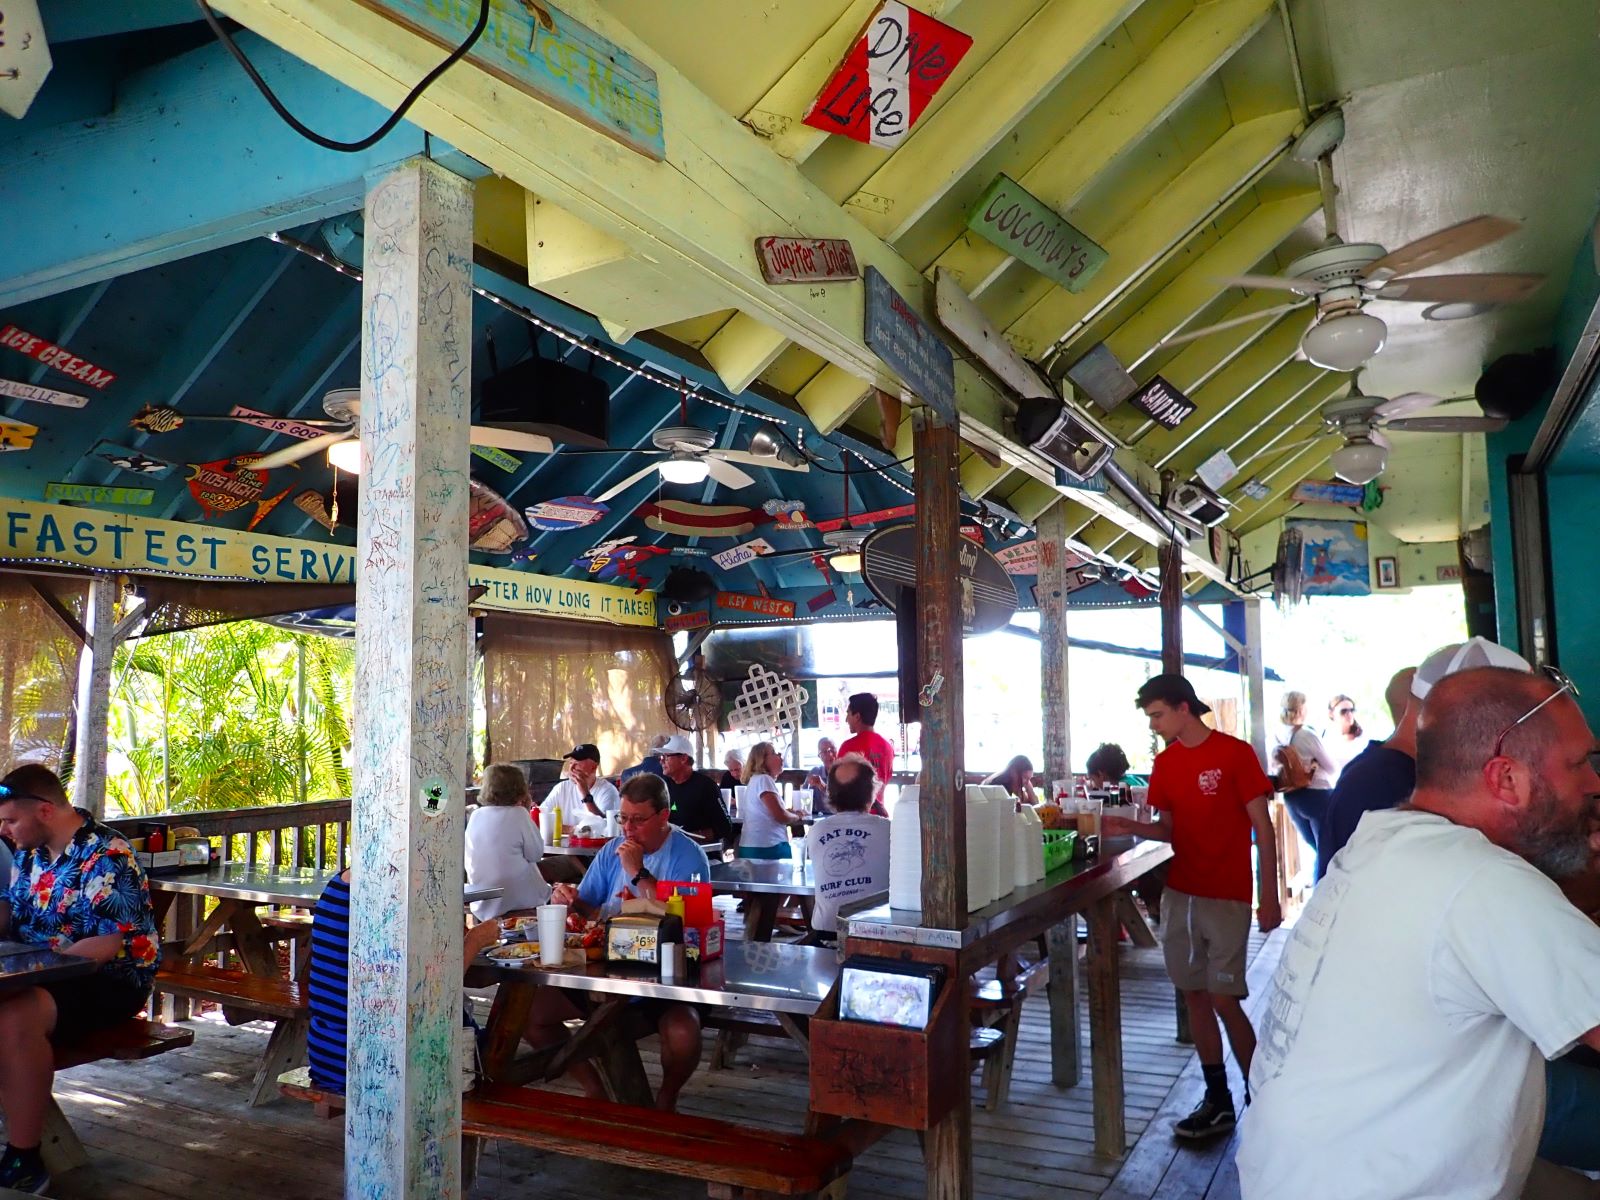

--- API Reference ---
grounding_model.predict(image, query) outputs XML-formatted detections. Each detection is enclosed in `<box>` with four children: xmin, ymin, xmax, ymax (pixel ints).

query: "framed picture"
<box><xmin>1285</xmin><ymin>518</ymin><xmax>1371</xmax><ymax>596</ymax></box>
<box><xmin>1376</xmin><ymin>556</ymin><xmax>1399</xmax><ymax>589</ymax></box>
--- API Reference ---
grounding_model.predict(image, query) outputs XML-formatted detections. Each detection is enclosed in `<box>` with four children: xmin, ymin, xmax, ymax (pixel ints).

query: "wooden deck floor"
<box><xmin>22</xmin><ymin>923</ymin><xmax>1285</xmax><ymax>1200</ymax></box>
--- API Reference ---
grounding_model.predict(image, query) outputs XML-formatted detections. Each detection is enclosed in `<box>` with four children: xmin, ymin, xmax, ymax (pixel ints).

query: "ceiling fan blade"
<box><xmin>468</xmin><ymin>425</ymin><xmax>555</xmax><ymax>454</ymax></box>
<box><xmin>1381</xmin><ymin>415</ymin><xmax>1509</xmax><ymax>434</ymax></box>
<box><xmin>592</xmin><ymin>464</ymin><xmax>663</xmax><ymax>504</ymax></box>
<box><xmin>1216</xmin><ymin>273</ymin><xmax>1322</xmax><ymax>296</ymax></box>
<box><xmin>1370</xmin><ymin>428</ymin><xmax>1392</xmax><ymax>451</ymax></box>
<box><xmin>1231</xmin><ymin>436</ymin><xmax>1326</xmax><ymax>474</ymax></box>
<box><xmin>1160</xmin><ymin>300</ymin><xmax>1310</xmax><ymax>347</ymax></box>
<box><xmin>1372</xmin><ymin>272</ymin><xmax>1543</xmax><ymax>305</ymax></box>
<box><xmin>715</xmin><ymin>449</ymin><xmax>810</xmax><ymax>473</ymax></box>
<box><xmin>703</xmin><ymin>457</ymin><xmax>756</xmax><ymax>490</ymax></box>
<box><xmin>251</xmin><ymin>430</ymin><xmax>352</xmax><ymax>471</ymax></box>
<box><xmin>1359</xmin><ymin>216</ymin><xmax>1521</xmax><ymax>283</ymax></box>
<box><xmin>1371</xmin><ymin>391</ymin><xmax>1442</xmax><ymax>419</ymax></box>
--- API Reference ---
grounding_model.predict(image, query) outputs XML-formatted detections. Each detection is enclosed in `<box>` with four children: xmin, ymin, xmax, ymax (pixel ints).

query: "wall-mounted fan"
<box><xmin>664</xmin><ymin>663</ymin><xmax>723</xmax><ymax>733</ymax></box>
<box><xmin>250</xmin><ymin>389</ymin><xmax>555</xmax><ymax>472</ymax></box>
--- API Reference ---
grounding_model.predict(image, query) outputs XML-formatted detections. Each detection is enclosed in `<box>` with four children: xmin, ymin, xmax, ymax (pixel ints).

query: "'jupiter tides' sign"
<box><xmin>967</xmin><ymin>174</ymin><xmax>1107</xmax><ymax>292</ymax></box>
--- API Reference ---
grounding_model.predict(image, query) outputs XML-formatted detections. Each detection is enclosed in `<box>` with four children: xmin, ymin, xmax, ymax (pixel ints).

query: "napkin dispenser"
<box><xmin>175</xmin><ymin>838</ymin><xmax>212</xmax><ymax>868</ymax></box>
<box><xmin>605</xmin><ymin>913</ymin><xmax>683</xmax><ymax>965</ymax></box>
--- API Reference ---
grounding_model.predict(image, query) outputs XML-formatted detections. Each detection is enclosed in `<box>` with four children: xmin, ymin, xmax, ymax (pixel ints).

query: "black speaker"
<box><xmin>897</xmin><ymin>586</ymin><xmax>920</xmax><ymax>723</ymax></box>
<box><xmin>660</xmin><ymin>566</ymin><xmax>716</xmax><ymax>603</ymax></box>
<box><xmin>1475</xmin><ymin>347</ymin><xmax>1556</xmax><ymax>422</ymax></box>
<box><xmin>479</xmin><ymin>355</ymin><xmax>611</xmax><ymax>448</ymax></box>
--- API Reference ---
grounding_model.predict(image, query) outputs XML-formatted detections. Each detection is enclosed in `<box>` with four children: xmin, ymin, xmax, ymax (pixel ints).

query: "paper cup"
<box><xmin>536</xmin><ymin>904</ymin><xmax>568</xmax><ymax>966</ymax></box>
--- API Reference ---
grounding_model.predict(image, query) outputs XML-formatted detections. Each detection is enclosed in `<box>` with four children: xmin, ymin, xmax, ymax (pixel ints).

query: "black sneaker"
<box><xmin>1174</xmin><ymin>1094</ymin><xmax>1236</xmax><ymax>1141</ymax></box>
<box><xmin>0</xmin><ymin>1147</ymin><xmax>49</xmax><ymax>1194</ymax></box>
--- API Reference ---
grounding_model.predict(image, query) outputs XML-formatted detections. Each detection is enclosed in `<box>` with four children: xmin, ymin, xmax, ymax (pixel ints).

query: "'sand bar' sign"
<box><xmin>967</xmin><ymin>174</ymin><xmax>1107</xmax><ymax>293</ymax></box>
<box><xmin>755</xmin><ymin>237</ymin><xmax>860</xmax><ymax>285</ymax></box>
<box><xmin>358</xmin><ymin>0</ymin><xmax>666</xmax><ymax>159</ymax></box>
<box><xmin>864</xmin><ymin>267</ymin><xmax>955</xmax><ymax>424</ymax></box>
<box><xmin>1128</xmin><ymin>376</ymin><xmax>1195</xmax><ymax>430</ymax></box>
<box><xmin>802</xmin><ymin>0</ymin><xmax>972</xmax><ymax>149</ymax></box>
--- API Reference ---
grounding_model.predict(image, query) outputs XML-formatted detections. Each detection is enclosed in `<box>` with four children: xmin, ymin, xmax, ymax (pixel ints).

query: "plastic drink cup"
<box><xmin>536</xmin><ymin>904</ymin><xmax>568</xmax><ymax>966</ymax></box>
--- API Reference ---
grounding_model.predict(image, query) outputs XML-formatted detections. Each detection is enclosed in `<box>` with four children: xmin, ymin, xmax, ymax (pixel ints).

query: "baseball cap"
<box><xmin>658</xmin><ymin>735</ymin><xmax>694</xmax><ymax>758</ymax></box>
<box><xmin>1135</xmin><ymin>673</ymin><xmax>1212</xmax><ymax>717</ymax></box>
<box><xmin>1411</xmin><ymin>636</ymin><xmax>1532</xmax><ymax>699</ymax></box>
<box><xmin>562</xmin><ymin>743</ymin><xmax>601</xmax><ymax>763</ymax></box>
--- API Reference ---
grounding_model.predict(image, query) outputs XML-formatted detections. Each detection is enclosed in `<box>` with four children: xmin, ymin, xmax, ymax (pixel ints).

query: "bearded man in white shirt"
<box><xmin>1238</xmin><ymin>666</ymin><xmax>1600</xmax><ymax>1200</ymax></box>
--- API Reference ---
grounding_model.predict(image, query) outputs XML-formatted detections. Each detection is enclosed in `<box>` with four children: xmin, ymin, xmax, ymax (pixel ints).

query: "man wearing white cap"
<box><xmin>658</xmin><ymin>736</ymin><xmax>731</xmax><ymax>843</ymax></box>
<box><xmin>1317</xmin><ymin>637</ymin><xmax>1531</xmax><ymax>878</ymax></box>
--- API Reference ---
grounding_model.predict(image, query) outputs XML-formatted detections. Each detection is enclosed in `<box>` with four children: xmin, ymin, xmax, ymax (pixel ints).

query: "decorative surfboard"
<box><xmin>638</xmin><ymin>500</ymin><xmax>763</xmax><ymax>538</ymax></box>
<box><xmin>525</xmin><ymin>495</ymin><xmax>608</xmax><ymax>532</ymax></box>
<box><xmin>469</xmin><ymin>479</ymin><xmax>529</xmax><ymax>555</ymax></box>
<box><xmin>861</xmin><ymin>521</ymin><xmax>1017</xmax><ymax>636</ymax></box>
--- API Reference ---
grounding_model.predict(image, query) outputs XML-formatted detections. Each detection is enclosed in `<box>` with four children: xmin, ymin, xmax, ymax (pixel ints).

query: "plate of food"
<box><xmin>486</xmin><ymin>941</ymin><xmax>542</xmax><ymax>964</ymax></box>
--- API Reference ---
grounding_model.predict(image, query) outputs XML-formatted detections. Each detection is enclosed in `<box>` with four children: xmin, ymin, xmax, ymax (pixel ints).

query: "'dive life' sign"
<box><xmin>802</xmin><ymin>1</ymin><xmax>972</xmax><ymax>149</ymax></box>
<box><xmin>967</xmin><ymin>175</ymin><xmax>1107</xmax><ymax>292</ymax></box>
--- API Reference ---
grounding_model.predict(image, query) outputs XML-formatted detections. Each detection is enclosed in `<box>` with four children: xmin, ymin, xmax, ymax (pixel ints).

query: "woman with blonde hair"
<box><xmin>737</xmin><ymin>741</ymin><xmax>804</xmax><ymax>860</ymax></box>
<box><xmin>464</xmin><ymin>763</ymin><xmax>551</xmax><ymax>920</ymax></box>
<box><xmin>1274</xmin><ymin>691</ymin><xmax>1337</xmax><ymax>857</ymax></box>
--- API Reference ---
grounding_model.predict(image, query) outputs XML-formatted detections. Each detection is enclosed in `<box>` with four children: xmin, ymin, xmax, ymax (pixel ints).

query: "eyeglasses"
<box><xmin>1335</xmin><ymin>707</ymin><xmax>1356</xmax><ymax>716</ymax></box>
<box><xmin>618</xmin><ymin>811</ymin><xmax>664</xmax><ymax>828</ymax></box>
<box><xmin>1491</xmin><ymin>665</ymin><xmax>1579</xmax><ymax>760</ymax></box>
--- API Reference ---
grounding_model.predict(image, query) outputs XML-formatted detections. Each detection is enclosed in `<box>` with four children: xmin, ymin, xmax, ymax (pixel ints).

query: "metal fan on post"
<box><xmin>665</xmin><ymin>655</ymin><xmax>722</xmax><ymax>735</ymax></box>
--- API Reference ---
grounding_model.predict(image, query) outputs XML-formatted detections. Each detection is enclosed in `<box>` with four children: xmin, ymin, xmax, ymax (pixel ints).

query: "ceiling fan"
<box><xmin>1163</xmin><ymin>216</ymin><xmax>1543</xmax><ymax>369</ymax></box>
<box><xmin>250</xmin><ymin>389</ymin><xmax>556</xmax><ymax>473</ymax></box>
<box><xmin>1240</xmin><ymin>381</ymin><xmax>1508</xmax><ymax>485</ymax></box>
<box><xmin>581</xmin><ymin>423</ymin><xmax>809</xmax><ymax>504</ymax></box>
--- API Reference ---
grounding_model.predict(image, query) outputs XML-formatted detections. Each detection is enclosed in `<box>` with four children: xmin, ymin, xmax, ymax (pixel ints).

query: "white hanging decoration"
<box><xmin>726</xmin><ymin>664</ymin><xmax>810</xmax><ymax>754</ymax></box>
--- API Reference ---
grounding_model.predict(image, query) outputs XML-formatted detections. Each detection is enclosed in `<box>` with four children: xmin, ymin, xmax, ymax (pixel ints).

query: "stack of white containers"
<box><xmin>986</xmin><ymin>785</ymin><xmax>1017</xmax><ymax>900</ymax></box>
<box><xmin>888</xmin><ymin>785</ymin><xmax>923</xmax><ymax>911</ymax></box>
<box><xmin>1015</xmin><ymin>804</ymin><xmax>1045</xmax><ymax>885</ymax></box>
<box><xmin>965</xmin><ymin>785</ymin><xmax>995</xmax><ymax>911</ymax></box>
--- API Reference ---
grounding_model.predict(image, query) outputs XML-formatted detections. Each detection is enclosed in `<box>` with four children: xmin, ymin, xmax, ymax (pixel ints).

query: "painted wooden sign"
<box><xmin>0</xmin><ymin>378</ymin><xmax>87</xmax><ymax>408</ymax></box>
<box><xmin>472</xmin><ymin>444</ymin><xmax>522</xmax><ymax>472</ymax></box>
<box><xmin>1292</xmin><ymin>479</ymin><xmax>1365</xmax><ymax>506</ymax></box>
<box><xmin>0</xmin><ymin>0</ymin><xmax>51</xmax><ymax>119</ymax></box>
<box><xmin>186</xmin><ymin>456</ymin><xmax>269</xmax><ymax>518</ymax></box>
<box><xmin>524</xmin><ymin>495</ymin><xmax>607</xmax><ymax>532</ymax></box>
<box><xmin>762</xmin><ymin>498</ymin><xmax>812</xmax><ymax>530</ymax></box>
<box><xmin>664</xmin><ymin>608</ymin><xmax>712</xmax><ymax>633</ymax></box>
<box><xmin>229</xmin><ymin>405</ymin><xmax>332</xmax><ymax>441</ymax></box>
<box><xmin>0</xmin><ymin>324</ymin><xmax>115</xmax><ymax>388</ymax></box>
<box><xmin>864</xmin><ymin>267</ymin><xmax>955</xmax><ymax>423</ymax></box>
<box><xmin>717</xmin><ymin>591</ymin><xmax>796</xmax><ymax>618</ymax></box>
<box><xmin>806</xmin><ymin>588</ymin><xmax>838</xmax><ymax>613</ymax></box>
<box><xmin>814</xmin><ymin>503</ymin><xmax>916</xmax><ymax>533</ymax></box>
<box><xmin>1127</xmin><ymin>376</ymin><xmax>1195</xmax><ymax>430</ymax></box>
<box><xmin>44</xmin><ymin>482</ymin><xmax>153</xmax><ymax>506</ymax></box>
<box><xmin>639</xmin><ymin>500</ymin><xmax>762</xmax><ymax>538</ymax></box>
<box><xmin>755</xmin><ymin>236</ymin><xmax>860</xmax><ymax>284</ymax></box>
<box><xmin>802</xmin><ymin>0</ymin><xmax>972</xmax><ymax>149</ymax></box>
<box><xmin>294</xmin><ymin>490</ymin><xmax>339</xmax><ymax>533</ymax></box>
<box><xmin>93</xmin><ymin>440</ymin><xmax>174</xmax><ymax>478</ymax></box>
<box><xmin>0</xmin><ymin>417</ymin><xmax>37</xmax><ymax>451</ymax></box>
<box><xmin>994</xmin><ymin>540</ymin><xmax>1039</xmax><ymax>576</ymax></box>
<box><xmin>359</xmin><ymin>0</ymin><xmax>666</xmax><ymax>159</ymax></box>
<box><xmin>967</xmin><ymin>174</ymin><xmax>1107</xmax><ymax>292</ymax></box>
<box><xmin>712</xmin><ymin>538</ymin><xmax>774</xmax><ymax>571</ymax></box>
<box><xmin>468</xmin><ymin>479</ymin><xmax>529</xmax><ymax>555</ymax></box>
<box><xmin>862</xmin><ymin>522</ymin><xmax>1017</xmax><ymax>635</ymax></box>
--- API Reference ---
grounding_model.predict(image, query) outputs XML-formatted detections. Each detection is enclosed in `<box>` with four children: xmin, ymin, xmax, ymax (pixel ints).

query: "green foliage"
<box><xmin>106</xmin><ymin>623</ymin><xmax>354</xmax><ymax>817</ymax></box>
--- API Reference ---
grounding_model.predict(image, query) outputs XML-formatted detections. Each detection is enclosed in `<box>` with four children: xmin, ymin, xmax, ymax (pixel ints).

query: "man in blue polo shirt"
<box><xmin>545</xmin><ymin>773</ymin><xmax>708</xmax><ymax>1109</ymax></box>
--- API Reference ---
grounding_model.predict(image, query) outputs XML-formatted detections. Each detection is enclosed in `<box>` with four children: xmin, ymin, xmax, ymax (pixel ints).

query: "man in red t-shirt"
<box><xmin>837</xmin><ymin>692</ymin><xmax>893</xmax><ymax>817</ymax></box>
<box><xmin>1104</xmin><ymin>673</ymin><xmax>1279</xmax><ymax>1143</ymax></box>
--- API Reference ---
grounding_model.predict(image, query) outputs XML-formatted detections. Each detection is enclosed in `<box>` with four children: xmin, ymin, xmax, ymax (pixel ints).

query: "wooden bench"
<box><xmin>44</xmin><ymin>1018</ymin><xmax>194</xmax><ymax>1176</ymax></box>
<box><xmin>463</xmin><ymin>1083</ymin><xmax>852</xmax><ymax>1198</ymax></box>
<box><xmin>278</xmin><ymin>1065</ymin><xmax>344</xmax><ymax>1119</ymax></box>
<box><xmin>970</xmin><ymin>956</ymin><xmax>1051</xmax><ymax>1110</ymax></box>
<box><xmin>154</xmin><ymin>964</ymin><xmax>307</xmax><ymax>1106</ymax></box>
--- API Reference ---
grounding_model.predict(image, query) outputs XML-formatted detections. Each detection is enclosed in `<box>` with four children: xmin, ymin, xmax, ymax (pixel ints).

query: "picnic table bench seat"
<box><xmin>154</xmin><ymin>963</ymin><xmax>308</xmax><ymax>1106</ymax></box>
<box><xmin>44</xmin><ymin>1017</ymin><xmax>194</xmax><ymax>1176</ymax></box>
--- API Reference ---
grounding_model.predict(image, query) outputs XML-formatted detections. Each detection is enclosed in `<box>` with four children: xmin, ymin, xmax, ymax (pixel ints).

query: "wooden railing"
<box><xmin>107</xmin><ymin>798</ymin><xmax>353</xmax><ymax>874</ymax></box>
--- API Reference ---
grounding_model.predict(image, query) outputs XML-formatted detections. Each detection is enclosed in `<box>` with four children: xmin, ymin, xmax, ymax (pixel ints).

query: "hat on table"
<box><xmin>658</xmin><ymin>735</ymin><xmax>694</xmax><ymax>757</ymax></box>
<box><xmin>1411</xmin><ymin>636</ymin><xmax>1531</xmax><ymax>699</ymax></box>
<box><xmin>562</xmin><ymin>743</ymin><xmax>601</xmax><ymax>763</ymax></box>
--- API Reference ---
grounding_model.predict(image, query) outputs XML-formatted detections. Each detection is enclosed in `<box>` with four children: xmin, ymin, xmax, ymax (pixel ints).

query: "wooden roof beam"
<box><xmin>929</xmin><ymin>0</ymin><xmax>1277</xmax><ymax>296</ymax></box>
<box><xmin>1217</xmin><ymin>371</ymin><xmax>1352</xmax><ymax>476</ymax></box>
<box><xmin>702</xmin><ymin>314</ymin><xmax>792</xmax><ymax>395</ymax></box>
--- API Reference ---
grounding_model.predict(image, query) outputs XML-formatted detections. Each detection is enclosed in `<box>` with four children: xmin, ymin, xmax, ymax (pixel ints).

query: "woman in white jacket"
<box><xmin>1272</xmin><ymin>691</ymin><xmax>1337</xmax><ymax>859</ymax></box>
<box><xmin>465</xmin><ymin>763</ymin><xmax>551</xmax><ymax>921</ymax></box>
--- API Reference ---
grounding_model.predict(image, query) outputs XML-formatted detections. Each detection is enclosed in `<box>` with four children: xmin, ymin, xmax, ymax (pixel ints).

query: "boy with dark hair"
<box><xmin>1104</xmin><ymin>674</ymin><xmax>1279</xmax><ymax>1141</ymax></box>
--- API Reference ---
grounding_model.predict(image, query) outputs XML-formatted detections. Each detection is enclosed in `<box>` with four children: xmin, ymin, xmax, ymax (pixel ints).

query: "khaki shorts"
<box><xmin>1161</xmin><ymin>889</ymin><xmax>1251</xmax><ymax>997</ymax></box>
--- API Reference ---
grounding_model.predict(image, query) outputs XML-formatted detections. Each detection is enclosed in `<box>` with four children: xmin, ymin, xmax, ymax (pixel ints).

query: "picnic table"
<box><xmin>0</xmin><ymin>940</ymin><xmax>96</xmax><ymax>994</ymax></box>
<box><xmin>473</xmin><ymin>939</ymin><xmax>836</xmax><ymax>1106</ymax></box>
<box><xmin>709</xmin><ymin>857</ymin><xmax>816</xmax><ymax>941</ymax></box>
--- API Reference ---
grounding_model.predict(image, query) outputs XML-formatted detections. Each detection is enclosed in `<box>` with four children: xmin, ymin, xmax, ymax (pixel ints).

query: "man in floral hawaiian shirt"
<box><xmin>0</xmin><ymin>764</ymin><xmax>159</xmax><ymax>1192</ymax></box>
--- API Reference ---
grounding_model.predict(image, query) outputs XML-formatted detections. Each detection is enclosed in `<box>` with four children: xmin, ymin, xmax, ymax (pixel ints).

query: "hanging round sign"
<box><xmin>861</xmin><ymin>522</ymin><xmax>1017</xmax><ymax>636</ymax></box>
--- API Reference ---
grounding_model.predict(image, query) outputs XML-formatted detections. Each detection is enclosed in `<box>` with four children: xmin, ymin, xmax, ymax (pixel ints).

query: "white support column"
<box><xmin>1243</xmin><ymin>598</ymin><xmax>1267</xmax><ymax>767</ymax></box>
<box><xmin>1036</xmin><ymin>504</ymin><xmax>1073</xmax><ymax>788</ymax></box>
<box><xmin>71</xmin><ymin>576</ymin><xmax>116</xmax><ymax>818</ymax></box>
<box><xmin>346</xmin><ymin>158</ymin><xmax>474</xmax><ymax>1200</ymax></box>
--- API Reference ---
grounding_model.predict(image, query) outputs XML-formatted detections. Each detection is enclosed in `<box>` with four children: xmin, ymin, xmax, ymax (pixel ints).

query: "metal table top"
<box><xmin>0</xmin><ymin>942</ymin><xmax>97</xmax><ymax>994</ymax></box>
<box><xmin>150</xmin><ymin>864</ymin><xmax>504</xmax><ymax>907</ymax></box>
<box><xmin>546</xmin><ymin>840</ymin><xmax>724</xmax><ymax>862</ymax></box>
<box><xmin>479</xmin><ymin>939</ymin><xmax>837</xmax><ymax>1016</ymax></box>
<box><xmin>708</xmin><ymin>857</ymin><xmax>815</xmax><ymax>896</ymax></box>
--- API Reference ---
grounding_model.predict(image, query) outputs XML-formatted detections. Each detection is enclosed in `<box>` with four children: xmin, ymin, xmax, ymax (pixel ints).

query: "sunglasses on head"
<box><xmin>1491</xmin><ymin>665</ymin><xmax>1579</xmax><ymax>761</ymax></box>
<box><xmin>0</xmin><ymin>784</ymin><xmax>43</xmax><ymax>804</ymax></box>
<box><xmin>1335</xmin><ymin>706</ymin><xmax>1356</xmax><ymax>716</ymax></box>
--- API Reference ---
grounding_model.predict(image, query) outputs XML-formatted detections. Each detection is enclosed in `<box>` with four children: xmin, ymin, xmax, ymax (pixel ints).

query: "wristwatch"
<box><xmin>630</xmin><ymin>868</ymin><xmax>653</xmax><ymax>887</ymax></box>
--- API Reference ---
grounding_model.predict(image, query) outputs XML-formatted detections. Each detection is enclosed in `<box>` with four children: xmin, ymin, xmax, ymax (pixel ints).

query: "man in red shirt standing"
<box><xmin>837</xmin><ymin>692</ymin><xmax>893</xmax><ymax>816</ymax></box>
<box><xmin>1104</xmin><ymin>674</ymin><xmax>1279</xmax><ymax>1142</ymax></box>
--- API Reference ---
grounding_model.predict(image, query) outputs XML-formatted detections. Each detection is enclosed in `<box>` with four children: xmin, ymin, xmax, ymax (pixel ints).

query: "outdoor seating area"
<box><xmin>7</xmin><ymin>1</ymin><xmax>1600</xmax><ymax>1198</ymax></box>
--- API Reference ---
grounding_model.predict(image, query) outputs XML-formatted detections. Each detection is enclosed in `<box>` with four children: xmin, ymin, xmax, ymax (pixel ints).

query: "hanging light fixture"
<box><xmin>1300</xmin><ymin>310</ymin><xmax>1388</xmax><ymax>371</ymax></box>
<box><xmin>326</xmin><ymin>439</ymin><xmax>361</xmax><ymax>475</ymax></box>
<box><xmin>1329</xmin><ymin>437</ymin><xmax>1388</xmax><ymax>484</ymax></box>
<box><xmin>827</xmin><ymin>547</ymin><xmax>862</xmax><ymax>574</ymax></box>
<box><xmin>657</xmin><ymin>451</ymin><xmax>709</xmax><ymax>485</ymax></box>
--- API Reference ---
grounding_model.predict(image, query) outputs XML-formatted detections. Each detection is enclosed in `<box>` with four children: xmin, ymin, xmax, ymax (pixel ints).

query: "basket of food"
<box><xmin>1042</xmin><ymin>829</ymin><xmax>1078</xmax><ymax>874</ymax></box>
<box><xmin>569</xmin><ymin>836</ymin><xmax>609</xmax><ymax>848</ymax></box>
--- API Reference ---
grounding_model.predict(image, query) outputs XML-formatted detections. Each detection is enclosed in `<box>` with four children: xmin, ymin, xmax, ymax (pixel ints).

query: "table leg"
<box><xmin>1086</xmin><ymin>892</ymin><xmax>1126</xmax><ymax>1157</ymax></box>
<box><xmin>229</xmin><ymin>906</ymin><xmax>281</xmax><ymax>978</ymax></box>
<box><xmin>925</xmin><ymin>1097</ymin><xmax>973</xmax><ymax>1200</ymax></box>
<box><xmin>593</xmin><ymin>1027</ymin><xmax>654</xmax><ymax>1108</ymax></box>
<box><xmin>480</xmin><ymin>978</ymin><xmax>537</xmax><ymax>1083</ymax></box>
<box><xmin>1047</xmin><ymin>917</ymin><xmax>1081</xmax><ymax>1087</ymax></box>
<box><xmin>746</xmin><ymin>895</ymin><xmax>780</xmax><ymax>942</ymax></box>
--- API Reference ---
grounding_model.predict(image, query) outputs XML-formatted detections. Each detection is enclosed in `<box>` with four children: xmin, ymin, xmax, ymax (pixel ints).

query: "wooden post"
<box><xmin>1158</xmin><ymin>538</ymin><xmax>1184</xmax><ymax>675</ymax></box>
<box><xmin>912</xmin><ymin>411</ymin><xmax>971</xmax><ymax>1200</ymax></box>
<box><xmin>346</xmin><ymin>158</ymin><xmax>474</xmax><ymax>1200</ymax></box>
<box><xmin>1242</xmin><ymin>598</ymin><xmax>1268</xmax><ymax>766</ymax></box>
<box><xmin>71</xmin><ymin>575</ymin><xmax>115</xmax><ymax>818</ymax></box>
<box><xmin>1086</xmin><ymin>892</ymin><xmax>1127</xmax><ymax>1156</ymax></box>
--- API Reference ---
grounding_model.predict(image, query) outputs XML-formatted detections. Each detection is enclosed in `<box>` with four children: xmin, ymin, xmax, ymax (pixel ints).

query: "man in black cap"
<box><xmin>544</xmin><ymin>744</ymin><xmax>620</xmax><ymax>832</ymax></box>
<box><xmin>1103</xmin><ymin>673</ymin><xmax>1279</xmax><ymax>1143</ymax></box>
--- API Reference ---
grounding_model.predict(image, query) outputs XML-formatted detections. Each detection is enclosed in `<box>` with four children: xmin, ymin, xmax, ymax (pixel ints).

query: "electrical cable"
<box><xmin>197</xmin><ymin>0</ymin><xmax>491</xmax><ymax>153</ymax></box>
